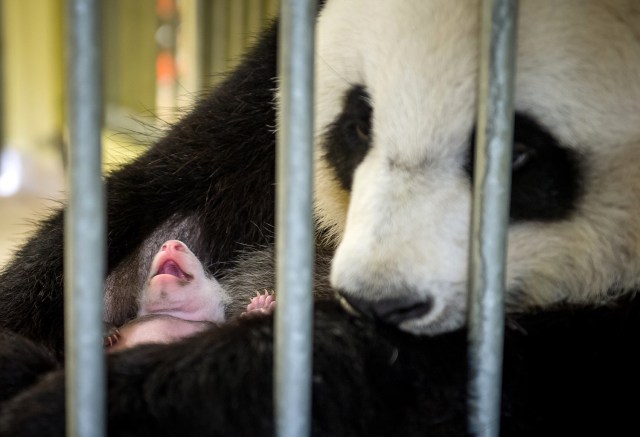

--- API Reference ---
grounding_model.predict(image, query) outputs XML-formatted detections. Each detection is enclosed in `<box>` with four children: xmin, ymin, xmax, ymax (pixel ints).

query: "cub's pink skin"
<box><xmin>242</xmin><ymin>290</ymin><xmax>276</xmax><ymax>317</ymax></box>
<box><xmin>106</xmin><ymin>240</ymin><xmax>228</xmax><ymax>352</ymax></box>
<box><xmin>107</xmin><ymin>315</ymin><xmax>215</xmax><ymax>353</ymax></box>
<box><xmin>106</xmin><ymin>241</ymin><xmax>276</xmax><ymax>353</ymax></box>
<box><xmin>138</xmin><ymin>240</ymin><xmax>228</xmax><ymax>323</ymax></box>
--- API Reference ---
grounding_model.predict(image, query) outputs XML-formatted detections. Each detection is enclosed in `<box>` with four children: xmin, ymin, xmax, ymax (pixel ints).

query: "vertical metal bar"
<box><xmin>275</xmin><ymin>1</ymin><xmax>316</xmax><ymax>437</ymax></box>
<box><xmin>64</xmin><ymin>0</ymin><xmax>105</xmax><ymax>436</ymax></box>
<box><xmin>467</xmin><ymin>0</ymin><xmax>518</xmax><ymax>436</ymax></box>
<box><xmin>0</xmin><ymin>0</ymin><xmax>4</xmax><ymax>159</ymax></box>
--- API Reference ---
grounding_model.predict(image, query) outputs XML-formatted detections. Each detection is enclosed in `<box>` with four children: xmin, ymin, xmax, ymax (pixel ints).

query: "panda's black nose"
<box><xmin>337</xmin><ymin>292</ymin><xmax>433</xmax><ymax>325</ymax></box>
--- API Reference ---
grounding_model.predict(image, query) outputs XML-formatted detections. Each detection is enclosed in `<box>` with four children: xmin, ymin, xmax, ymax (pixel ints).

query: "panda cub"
<box><xmin>104</xmin><ymin>240</ymin><xmax>274</xmax><ymax>352</ymax></box>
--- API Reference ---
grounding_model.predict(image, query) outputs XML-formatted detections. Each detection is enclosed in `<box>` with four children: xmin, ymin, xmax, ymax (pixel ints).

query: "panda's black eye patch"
<box><xmin>324</xmin><ymin>85</ymin><xmax>373</xmax><ymax>191</ymax></box>
<box><xmin>466</xmin><ymin>113</ymin><xmax>582</xmax><ymax>221</ymax></box>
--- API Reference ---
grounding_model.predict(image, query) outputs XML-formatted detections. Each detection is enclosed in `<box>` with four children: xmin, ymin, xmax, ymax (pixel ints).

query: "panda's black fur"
<box><xmin>1</xmin><ymin>2</ymin><xmax>640</xmax><ymax>435</ymax></box>
<box><xmin>0</xmin><ymin>20</ymin><xmax>282</xmax><ymax>353</ymax></box>
<box><xmin>3</xmin><ymin>299</ymin><xmax>640</xmax><ymax>436</ymax></box>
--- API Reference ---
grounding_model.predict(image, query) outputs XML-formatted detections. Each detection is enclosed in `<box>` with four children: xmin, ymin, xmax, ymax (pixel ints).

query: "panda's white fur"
<box><xmin>314</xmin><ymin>0</ymin><xmax>640</xmax><ymax>334</ymax></box>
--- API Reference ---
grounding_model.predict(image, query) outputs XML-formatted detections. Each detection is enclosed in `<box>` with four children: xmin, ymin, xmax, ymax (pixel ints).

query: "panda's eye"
<box><xmin>465</xmin><ymin>113</ymin><xmax>582</xmax><ymax>222</ymax></box>
<box><xmin>345</xmin><ymin>88</ymin><xmax>372</xmax><ymax>144</ymax></box>
<box><xmin>509</xmin><ymin>114</ymin><xmax>582</xmax><ymax>221</ymax></box>
<box><xmin>355</xmin><ymin>121</ymin><xmax>370</xmax><ymax>142</ymax></box>
<box><xmin>512</xmin><ymin>142</ymin><xmax>534</xmax><ymax>171</ymax></box>
<box><xmin>324</xmin><ymin>85</ymin><xmax>373</xmax><ymax>191</ymax></box>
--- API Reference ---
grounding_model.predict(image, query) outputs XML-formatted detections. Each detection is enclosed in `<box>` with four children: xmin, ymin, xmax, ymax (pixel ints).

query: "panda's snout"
<box><xmin>337</xmin><ymin>291</ymin><xmax>433</xmax><ymax>325</ymax></box>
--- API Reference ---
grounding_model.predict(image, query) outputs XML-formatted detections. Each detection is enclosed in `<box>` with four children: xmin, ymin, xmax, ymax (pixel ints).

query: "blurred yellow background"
<box><xmin>0</xmin><ymin>0</ymin><xmax>278</xmax><ymax>266</ymax></box>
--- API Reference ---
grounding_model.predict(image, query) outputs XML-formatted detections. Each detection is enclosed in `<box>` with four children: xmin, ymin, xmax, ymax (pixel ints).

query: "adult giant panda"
<box><xmin>318</xmin><ymin>0</ymin><xmax>640</xmax><ymax>333</ymax></box>
<box><xmin>1</xmin><ymin>0</ymin><xmax>640</xmax><ymax>435</ymax></box>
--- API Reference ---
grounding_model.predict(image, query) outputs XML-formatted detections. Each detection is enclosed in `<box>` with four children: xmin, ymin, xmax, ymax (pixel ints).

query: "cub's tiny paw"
<box><xmin>241</xmin><ymin>289</ymin><xmax>276</xmax><ymax>317</ymax></box>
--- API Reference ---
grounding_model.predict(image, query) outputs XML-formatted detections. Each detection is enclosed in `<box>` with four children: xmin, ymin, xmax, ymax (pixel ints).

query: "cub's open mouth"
<box><xmin>154</xmin><ymin>259</ymin><xmax>193</xmax><ymax>281</ymax></box>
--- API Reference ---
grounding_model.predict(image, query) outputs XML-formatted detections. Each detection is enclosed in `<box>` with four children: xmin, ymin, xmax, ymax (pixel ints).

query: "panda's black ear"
<box><xmin>323</xmin><ymin>85</ymin><xmax>373</xmax><ymax>191</ymax></box>
<box><xmin>465</xmin><ymin>113</ymin><xmax>583</xmax><ymax>222</ymax></box>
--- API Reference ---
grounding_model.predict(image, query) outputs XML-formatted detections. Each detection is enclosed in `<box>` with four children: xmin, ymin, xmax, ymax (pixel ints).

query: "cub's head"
<box><xmin>313</xmin><ymin>0</ymin><xmax>640</xmax><ymax>334</ymax></box>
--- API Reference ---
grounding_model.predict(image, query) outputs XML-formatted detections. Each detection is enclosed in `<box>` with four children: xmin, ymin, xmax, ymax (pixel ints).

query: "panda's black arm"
<box><xmin>0</xmin><ymin>301</ymin><xmax>469</xmax><ymax>437</ymax></box>
<box><xmin>0</xmin><ymin>22</ymin><xmax>279</xmax><ymax>353</ymax></box>
<box><xmin>0</xmin><ymin>328</ymin><xmax>59</xmax><ymax>405</ymax></box>
<box><xmin>3</xmin><ymin>298</ymin><xmax>640</xmax><ymax>436</ymax></box>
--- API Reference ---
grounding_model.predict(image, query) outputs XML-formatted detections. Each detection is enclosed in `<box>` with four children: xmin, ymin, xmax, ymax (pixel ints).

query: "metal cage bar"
<box><xmin>274</xmin><ymin>0</ymin><xmax>317</xmax><ymax>436</ymax></box>
<box><xmin>467</xmin><ymin>0</ymin><xmax>519</xmax><ymax>436</ymax></box>
<box><xmin>64</xmin><ymin>0</ymin><xmax>106</xmax><ymax>436</ymax></box>
<box><xmin>0</xmin><ymin>2</ymin><xmax>4</xmax><ymax>159</ymax></box>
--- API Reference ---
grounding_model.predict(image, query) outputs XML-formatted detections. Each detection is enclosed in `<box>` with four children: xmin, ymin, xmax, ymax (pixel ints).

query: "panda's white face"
<box><xmin>314</xmin><ymin>0</ymin><xmax>640</xmax><ymax>334</ymax></box>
